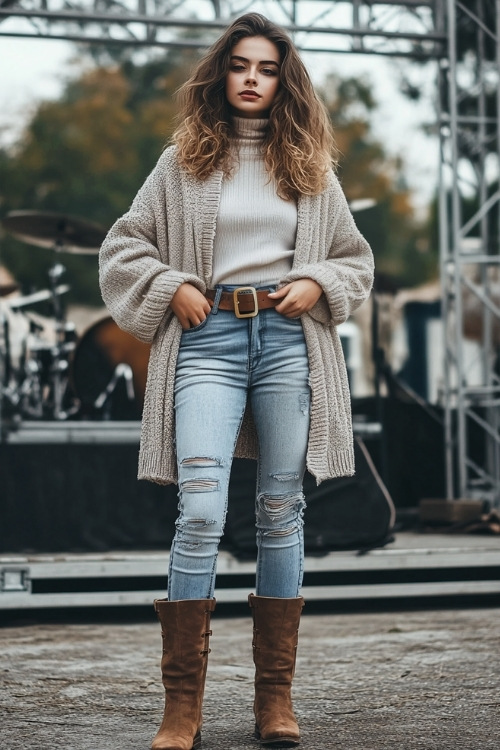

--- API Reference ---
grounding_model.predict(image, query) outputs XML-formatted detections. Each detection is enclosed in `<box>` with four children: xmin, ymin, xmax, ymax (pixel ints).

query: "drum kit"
<box><xmin>0</xmin><ymin>210</ymin><xmax>150</xmax><ymax>424</ymax></box>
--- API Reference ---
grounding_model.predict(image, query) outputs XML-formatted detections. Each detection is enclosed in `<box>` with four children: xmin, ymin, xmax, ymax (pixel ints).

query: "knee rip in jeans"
<box><xmin>178</xmin><ymin>518</ymin><xmax>217</xmax><ymax>532</ymax></box>
<box><xmin>180</xmin><ymin>456</ymin><xmax>223</xmax><ymax>468</ymax></box>
<box><xmin>180</xmin><ymin>477</ymin><xmax>219</xmax><ymax>492</ymax></box>
<box><xmin>257</xmin><ymin>491</ymin><xmax>305</xmax><ymax>536</ymax></box>
<box><xmin>175</xmin><ymin>518</ymin><xmax>218</xmax><ymax>547</ymax></box>
<box><xmin>270</xmin><ymin>471</ymin><xmax>300</xmax><ymax>482</ymax></box>
<box><xmin>179</xmin><ymin>458</ymin><xmax>222</xmax><ymax>493</ymax></box>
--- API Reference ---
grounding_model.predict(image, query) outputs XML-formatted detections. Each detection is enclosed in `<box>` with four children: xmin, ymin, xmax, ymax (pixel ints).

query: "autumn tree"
<box><xmin>0</xmin><ymin>47</ymin><xmax>198</xmax><ymax>306</ymax></box>
<box><xmin>323</xmin><ymin>75</ymin><xmax>436</xmax><ymax>288</ymax></box>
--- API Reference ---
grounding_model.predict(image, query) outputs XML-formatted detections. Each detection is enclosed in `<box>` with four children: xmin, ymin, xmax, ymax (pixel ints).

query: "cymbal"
<box><xmin>7</xmin><ymin>285</ymin><xmax>70</xmax><ymax>309</ymax></box>
<box><xmin>1</xmin><ymin>210</ymin><xmax>107</xmax><ymax>254</ymax></box>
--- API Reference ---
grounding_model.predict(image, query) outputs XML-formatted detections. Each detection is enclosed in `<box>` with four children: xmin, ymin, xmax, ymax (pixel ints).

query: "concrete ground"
<box><xmin>1</xmin><ymin>605</ymin><xmax>499</xmax><ymax>750</ymax></box>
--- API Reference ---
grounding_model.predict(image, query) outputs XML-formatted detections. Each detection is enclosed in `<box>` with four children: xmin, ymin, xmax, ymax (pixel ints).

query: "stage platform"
<box><xmin>1</xmin><ymin>418</ymin><xmax>384</xmax><ymax>444</ymax></box>
<box><xmin>1</xmin><ymin>419</ymin><xmax>143</xmax><ymax>444</ymax></box>
<box><xmin>1</xmin><ymin>532</ymin><xmax>499</xmax><ymax>610</ymax></box>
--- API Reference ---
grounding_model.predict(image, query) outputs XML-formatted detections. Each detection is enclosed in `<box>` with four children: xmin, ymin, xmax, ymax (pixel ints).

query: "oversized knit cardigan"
<box><xmin>99</xmin><ymin>145</ymin><xmax>374</xmax><ymax>486</ymax></box>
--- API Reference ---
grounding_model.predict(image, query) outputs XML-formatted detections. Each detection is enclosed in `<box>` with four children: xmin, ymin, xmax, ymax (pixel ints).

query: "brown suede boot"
<box><xmin>249</xmin><ymin>593</ymin><xmax>305</xmax><ymax>747</ymax></box>
<box><xmin>151</xmin><ymin>598</ymin><xmax>216</xmax><ymax>750</ymax></box>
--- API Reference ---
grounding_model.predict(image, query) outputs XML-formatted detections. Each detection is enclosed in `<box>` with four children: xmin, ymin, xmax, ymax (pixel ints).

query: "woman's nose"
<box><xmin>245</xmin><ymin>72</ymin><xmax>257</xmax><ymax>85</ymax></box>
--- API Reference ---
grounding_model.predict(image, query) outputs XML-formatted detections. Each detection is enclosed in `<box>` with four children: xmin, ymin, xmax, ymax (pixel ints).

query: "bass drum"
<box><xmin>71</xmin><ymin>317</ymin><xmax>151</xmax><ymax>419</ymax></box>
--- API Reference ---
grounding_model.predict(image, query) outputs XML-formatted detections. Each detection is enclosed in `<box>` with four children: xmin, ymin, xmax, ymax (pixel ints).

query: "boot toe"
<box><xmin>255</xmin><ymin>722</ymin><xmax>300</xmax><ymax>747</ymax></box>
<box><xmin>151</xmin><ymin>728</ymin><xmax>201</xmax><ymax>750</ymax></box>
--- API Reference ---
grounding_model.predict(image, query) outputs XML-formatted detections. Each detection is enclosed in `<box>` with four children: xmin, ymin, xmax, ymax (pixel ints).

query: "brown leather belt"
<box><xmin>205</xmin><ymin>287</ymin><xmax>279</xmax><ymax>318</ymax></box>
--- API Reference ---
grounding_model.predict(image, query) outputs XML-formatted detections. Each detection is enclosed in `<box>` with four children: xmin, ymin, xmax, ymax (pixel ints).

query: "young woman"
<box><xmin>99</xmin><ymin>12</ymin><xmax>374</xmax><ymax>750</ymax></box>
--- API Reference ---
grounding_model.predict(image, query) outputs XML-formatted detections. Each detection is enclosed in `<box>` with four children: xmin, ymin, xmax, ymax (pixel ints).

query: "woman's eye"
<box><xmin>262</xmin><ymin>68</ymin><xmax>278</xmax><ymax>76</ymax></box>
<box><xmin>231</xmin><ymin>64</ymin><xmax>246</xmax><ymax>72</ymax></box>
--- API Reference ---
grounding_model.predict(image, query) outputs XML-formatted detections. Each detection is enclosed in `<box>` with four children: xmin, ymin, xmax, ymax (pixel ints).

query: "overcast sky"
<box><xmin>0</xmin><ymin>35</ymin><xmax>438</xmax><ymax>214</ymax></box>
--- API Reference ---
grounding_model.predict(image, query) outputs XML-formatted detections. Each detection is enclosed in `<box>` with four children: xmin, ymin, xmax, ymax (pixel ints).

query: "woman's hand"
<box><xmin>170</xmin><ymin>283</ymin><xmax>211</xmax><ymax>330</ymax></box>
<box><xmin>268</xmin><ymin>279</ymin><xmax>323</xmax><ymax>318</ymax></box>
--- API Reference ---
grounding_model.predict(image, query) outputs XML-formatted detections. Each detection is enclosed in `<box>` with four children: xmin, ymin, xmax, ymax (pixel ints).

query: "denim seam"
<box><xmin>204</xmin><ymin>399</ymin><xmax>247</xmax><ymax>598</ymax></box>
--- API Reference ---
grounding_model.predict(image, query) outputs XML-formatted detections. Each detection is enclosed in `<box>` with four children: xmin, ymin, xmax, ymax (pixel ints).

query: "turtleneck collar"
<box><xmin>231</xmin><ymin>116</ymin><xmax>268</xmax><ymax>155</ymax></box>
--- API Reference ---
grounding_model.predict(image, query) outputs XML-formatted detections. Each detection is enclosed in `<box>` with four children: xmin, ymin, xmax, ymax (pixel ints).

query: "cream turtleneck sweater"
<box><xmin>210</xmin><ymin>117</ymin><xmax>298</xmax><ymax>288</ymax></box>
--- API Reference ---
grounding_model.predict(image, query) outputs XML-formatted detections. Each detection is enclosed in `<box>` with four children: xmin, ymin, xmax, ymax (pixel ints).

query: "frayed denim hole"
<box><xmin>180</xmin><ymin>457</ymin><xmax>223</xmax><ymax>468</ymax></box>
<box><xmin>180</xmin><ymin>478</ymin><xmax>220</xmax><ymax>492</ymax></box>
<box><xmin>257</xmin><ymin>492</ymin><xmax>306</xmax><ymax>538</ymax></box>
<box><xmin>269</xmin><ymin>471</ymin><xmax>300</xmax><ymax>482</ymax></box>
<box><xmin>299</xmin><ymin>392</ymin><xmax>310</xmax><ymax>416</ymax></box>
<box><xmin>257</xmin><ymin>491</ymin><xmax>304</xmax><ymax>522</ymax></box>
<box><xmin>174</xmin><ymin>517</ymin><xmax>219</xmax><ymax>541</ymax></box>
<box><xmin>177</xmin><ymin>518</ymin><xmax>218</xmax><ymax>529</ymax></box>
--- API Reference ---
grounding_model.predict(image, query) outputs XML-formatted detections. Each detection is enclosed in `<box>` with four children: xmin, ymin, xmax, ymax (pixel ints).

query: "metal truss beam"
<box><xmin>0</xmin><ymin>1</ymin><xmax>443</xmax><ymax>58</ymax></box>
<box><xmin>439</xmin><ymin>0</ymin><xmax>500</xmax><ymax>507</ymax></box>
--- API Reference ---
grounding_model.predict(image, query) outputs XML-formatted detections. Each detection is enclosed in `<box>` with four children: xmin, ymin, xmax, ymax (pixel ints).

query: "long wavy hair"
<box><xmin>172</xmin><ymin>13</ymin><xmax>337</xmax><ymax>199</ymax></box>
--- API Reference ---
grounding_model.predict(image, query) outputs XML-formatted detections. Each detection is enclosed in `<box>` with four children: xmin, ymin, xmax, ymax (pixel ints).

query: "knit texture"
<box><xmin>211</xmin><ymin>117</ymin><xmax>297</xmax><ymax>287</ymax></box>
<box><xmin>99</xmin><ymin>146</ymin><xmax>374</xmax><ymax>485</ymax></box>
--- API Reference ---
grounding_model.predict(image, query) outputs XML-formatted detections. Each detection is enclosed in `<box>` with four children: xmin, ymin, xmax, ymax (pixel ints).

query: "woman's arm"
<box><xmin>268</xmin><ymin>278</ymin><xmax>323</xmax><ymax>318</ymax></box>
<box><xmin>277</xmin><ymin>173</ymin><xmax>374</xmax><ymax>326</ymax></box>
<box><xmin>99</xmin><ymin>150</ymin><xmax>206</xmax><ymax>342</ymax></box>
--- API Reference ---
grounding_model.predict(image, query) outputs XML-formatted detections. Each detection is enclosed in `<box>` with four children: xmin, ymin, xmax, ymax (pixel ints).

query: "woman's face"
<box><xmin>225</xmin><ymin>36</ymin><xmax>281</xmax><ymax>119</ymax></box>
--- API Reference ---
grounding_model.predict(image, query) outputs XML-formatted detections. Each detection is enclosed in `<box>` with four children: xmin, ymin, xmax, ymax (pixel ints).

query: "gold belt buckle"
<box><xmin>233</xmin><ymin>287</ymin><xmax>258</xmax><ymax>318</ymax></box>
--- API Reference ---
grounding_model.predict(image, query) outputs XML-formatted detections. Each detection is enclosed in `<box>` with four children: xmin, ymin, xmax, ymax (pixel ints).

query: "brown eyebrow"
<box><xmin>230</xmin><ymin>55</ymin><xmax>280</xmax><ymax>66</ymax></box>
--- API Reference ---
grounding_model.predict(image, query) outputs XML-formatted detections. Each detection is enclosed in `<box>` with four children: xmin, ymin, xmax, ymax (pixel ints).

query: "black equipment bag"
<box><xmin>224</xmin><ymin>437</ymin><xmax>395</xmax><ymax>558</ymax></box>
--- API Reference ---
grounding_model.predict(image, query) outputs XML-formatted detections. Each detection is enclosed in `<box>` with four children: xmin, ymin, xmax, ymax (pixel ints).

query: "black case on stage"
<box><xmin>0</xmin><ymin>437</ymin><xmax>394</xmax><ymax>555</ymax></box>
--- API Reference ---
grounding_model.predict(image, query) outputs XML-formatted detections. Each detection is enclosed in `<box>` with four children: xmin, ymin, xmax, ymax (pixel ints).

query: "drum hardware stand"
<box><xmin>0</xmin><ymin>302</ymin><xmax>27</xmax><ymax>420</ymax></box>
<box><xmin>18</xmin><ymin>352</ymin><xmax>44</xmax><ymax>419</ymax></box>
<box><xmin>0</xmin><ymin>210</ymin><xmax>106</xmax><ymax>424</ymax></box>
<box><xmin>12</xmin><ymin>263</ymin><xmax>79</xmax><ymax>421</ymax></box>
<box><xmin>93</xmin><ymin>363</ymin><xmax>136</xmax><ymax>420</ymax></box>
<box><xmin>46</xmin><ymin>260</ymin><xmax>79</xmax><ymax>420</ymax></box>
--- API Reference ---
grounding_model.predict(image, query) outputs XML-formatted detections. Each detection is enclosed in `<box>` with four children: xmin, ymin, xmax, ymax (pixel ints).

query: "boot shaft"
<box><xmin>249</xmin><ymin>594</ymin><xmax>304</xmax><ymax>681</ymax></box>
<box><xmin>151</xmin><ymin>598</ymin><xmax>216</xmax><ymax>750</ymax></box>
<box><xmin>249</xmin><ymin>594</ymin><xmax>304</xmax><ymax>746</ymax></box>
<box><xmin>154</xmin><ymin>598</ymin><xmax>216</xmax><ymax>685</ymax></box>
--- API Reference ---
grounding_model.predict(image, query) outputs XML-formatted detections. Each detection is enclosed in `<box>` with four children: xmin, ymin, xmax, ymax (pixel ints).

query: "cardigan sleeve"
<box><xmin>99</xmin><ymin>150</ymin><xmax>205</xmax><ymax>343</ymax></box>
<box><xmin>282</xmin><ymin>173</ymin><xmax>374</xmax><ymax>326</ymax></box>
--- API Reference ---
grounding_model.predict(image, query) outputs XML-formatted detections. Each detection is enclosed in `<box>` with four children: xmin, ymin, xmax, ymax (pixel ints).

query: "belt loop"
<box><xmin>211</xmin><ymin>287</ymin><xmax>223</xmax><ymax>315</ymax></box>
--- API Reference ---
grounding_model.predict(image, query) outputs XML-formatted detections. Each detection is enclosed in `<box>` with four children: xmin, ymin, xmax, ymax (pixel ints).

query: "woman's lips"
<box><xmin>239</xmin><ymin>91</ymin><xmax>261</xmax><ymax>100</ymax></box>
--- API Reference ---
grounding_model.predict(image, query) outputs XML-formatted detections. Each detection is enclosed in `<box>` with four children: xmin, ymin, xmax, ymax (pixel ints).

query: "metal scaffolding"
<box><xmin>0</xmin><ymin>1</ymin><xmax>499</xmax><ymax>506</ymax></box>
<box><xmin>0</xmin><ymin>0</ymin><xmax>443</xmax><ymax>55</ymax></box>
<box><xmin>438</xmin><ymin>0</ymin><xmax>500</xmax><ymax>506</ymax></box>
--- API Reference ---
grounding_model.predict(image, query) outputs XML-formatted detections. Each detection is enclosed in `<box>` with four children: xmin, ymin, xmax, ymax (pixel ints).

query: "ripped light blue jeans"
<box><xmin>168</xmin><ymin>286</ymin><xmax>310</xmax><ymax>601</ymax></box>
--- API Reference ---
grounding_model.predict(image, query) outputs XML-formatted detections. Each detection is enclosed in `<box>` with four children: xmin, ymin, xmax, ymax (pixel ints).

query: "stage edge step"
<box><xmin>1</xmin><ymin>534</ymin><xmax>499</xmax><ymax>609</ymax></box>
